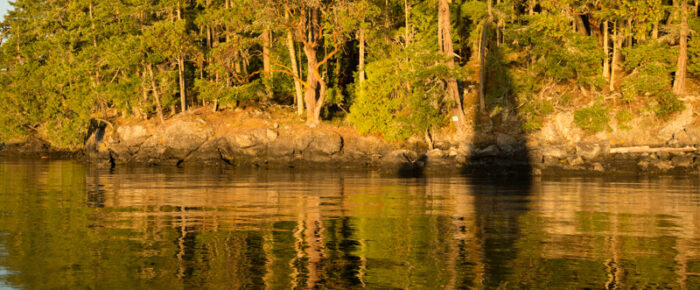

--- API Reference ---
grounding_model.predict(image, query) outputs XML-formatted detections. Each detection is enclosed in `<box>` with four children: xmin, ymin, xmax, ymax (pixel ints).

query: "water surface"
<box><xmin>1</xmin><ymin>160</ymin><xmax>699</xmax><ymax>289</ymax></box>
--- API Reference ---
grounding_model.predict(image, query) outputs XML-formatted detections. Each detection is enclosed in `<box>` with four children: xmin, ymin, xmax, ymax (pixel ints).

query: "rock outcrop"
<box><xmin>36</xmin><ymin>105</ymin><xmax>700</xmax><ymax>176</ymax></box>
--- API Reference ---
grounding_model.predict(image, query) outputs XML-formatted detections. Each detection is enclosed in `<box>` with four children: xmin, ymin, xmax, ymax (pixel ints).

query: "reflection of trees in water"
<box><xmin>1</xmin><ymin>161</ymin><xmax>700</xmax><ymax>288</ymax></box>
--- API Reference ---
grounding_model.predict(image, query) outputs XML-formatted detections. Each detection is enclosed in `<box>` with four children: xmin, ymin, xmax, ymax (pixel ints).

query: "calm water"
<box><xmin>0</xmin><ymin>160</ymin><xmax>699</xmax><ymax>289</ymax></box>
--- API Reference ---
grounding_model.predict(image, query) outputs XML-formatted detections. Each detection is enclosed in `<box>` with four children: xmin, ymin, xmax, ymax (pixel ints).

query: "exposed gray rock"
<box><xmin>183</xmin><ymin>137</ymin><xmax>223</xmax><ymax>165</ymax></box>
<box><xmin>426</xmin><ymin>149</ymin><xmax>445</xmax><ymax>159</ymax></box>
<box><xmin>109</xmin><ymin>143</ymin><xmax>131</xmax><ymax>163</ymax></box>
<box><xmin>542</xmin><ymin>145</ymin><xmax>568</xmax><ymax>159</ymax></box>
<box><xmin>268</xmin><ymin>135</ymin><xmax>295</xmax><ymax>157</ymax></box>
<box><xmin>306</xmin><ymin>131</ymin><xmax>343</xmax><ymax>156</ymax></box>
<box><xmin>592</xmin><ymin>163</ymin><xmax>605</xmax><ymax>172</ymax></box>
<box><xmin>116</xmin><ymin>125</ymin><xmax>151</xmax><ymax>150</ymax></box>
<box><xmin>568</xmin><ymin>156</ymin><xmax>584</xmax><ymax>167</ymax></box>
<box><xmin>656</xmin><ymin>151</ymin><xmax>670</xmax><ymax>161</ymax></box>
<box><xmin>496</xmin><ymin>133</ymin><xmax>519</xmax><ymax>154</ymax></box>
<box><xmin>575</xmin><ymin>143</ymin><xmax>601</xmax><ymax>161</ymax></box>
<box><xmin>650</xmin><ymin>160</ymin><xmax>673</xmax><ymax>171</ymax></box>
<box><xmin>475</xmin><ymin>145</ymin><xmax>500</xmax><ymax>157</ymax></box>
<box><xmin>671</xmin><ymin>155</ymin><xmax>694</xmax><ymax>168</ymax></box>
<box><xmin>380</xmin><ymin>149</ymin><xmax>423</xmax><ymax>174</ymax></box>
<box><xmin>134</xmin><ymin>119</ymin><xmax>214</xmax><ymax>163</ymax></box>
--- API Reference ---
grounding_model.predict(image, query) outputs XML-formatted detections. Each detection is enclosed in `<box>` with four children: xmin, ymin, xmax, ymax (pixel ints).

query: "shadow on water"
<box><xmin>461</xmin><ymin>36</ymin><xmax>536</xmax><ymax>288</ymax></box>
<box><xmin>469</xmin><ymin>177</ymin><xmax>534</xmax><ymax>288</ymax></box>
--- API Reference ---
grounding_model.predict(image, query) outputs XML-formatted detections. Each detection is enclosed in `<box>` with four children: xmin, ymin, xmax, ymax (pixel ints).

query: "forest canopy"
<box><xmin>0</xmin><ymin>0</ymin><xmax>698</xmax><ymax>147</ymax></box>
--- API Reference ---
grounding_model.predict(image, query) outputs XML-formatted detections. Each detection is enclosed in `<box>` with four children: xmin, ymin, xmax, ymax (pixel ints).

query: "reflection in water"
<box><xmin>0</xmin><ymin>160</ymin><xmax>699</xmax><ymax>288</ymax></box>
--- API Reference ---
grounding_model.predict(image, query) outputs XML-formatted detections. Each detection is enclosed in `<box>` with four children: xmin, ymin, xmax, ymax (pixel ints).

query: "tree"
<box><xmin>673</xmin><ymin>0</ymin><xmax>689</xmax><ymax>94</ymax></box>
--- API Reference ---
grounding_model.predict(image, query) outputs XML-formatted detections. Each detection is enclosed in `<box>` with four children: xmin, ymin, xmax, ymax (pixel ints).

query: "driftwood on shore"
<box><xmin>610</xmin><ymin>146</ymin><xmax>697</xmax><ymax>154</ymax></box>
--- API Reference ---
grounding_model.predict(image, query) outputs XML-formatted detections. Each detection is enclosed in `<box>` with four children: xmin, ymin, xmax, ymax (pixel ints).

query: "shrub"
<box><xmin>574</xmin><ymin>104</ymin><xmax>610</xmax><ymax>133</ymax></box>
<box><xmin>615</xmin><ymin>110</ymin><xmax>633</xmax><ymax>130</ymax></box>
<box><xmin>655</xmin><ymin>92</ymin><xmax>685</xmax><ymax>119</ymax></box>
<box><xmin>348</xmin><ymin>46</ymin><xmax>454</xmax><ymax>141</ymax></box>
<box><xmin>620</xmin><ymin>42</ymin><xmax>676</xmax><ymax>102</ymax></box>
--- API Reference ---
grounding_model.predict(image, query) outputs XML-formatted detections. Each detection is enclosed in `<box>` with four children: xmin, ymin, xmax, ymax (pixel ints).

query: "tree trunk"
<box><xmin>404</xmin><ymin>0</ymin><xmax>410</xmax><ymax>45</ymax></box>
<box><xmin>438</xmin><ymin>0</ymin><xmax>466</xmax><ymax>130</ymax></box>
<box><xmin>287</xmin><ymin>27</ymin><xmax>304</xmax><ymax>116</ymax></box>
<box><xmin>603</xmin><ymin>21</ymin><xmax>610</xmax><ymax>80</ymax></box>
<box><xmin>478</xmin><ymin>21</ymin><xmax>489</xmax><ymax>113</ymax></box>
<box><xmin>626</xmin><ymin>18</ymin><xmax>633</xmax><ymax>47</ymax></box>
<box><xmin>358</xmin><ymin>28</ymin><xmax>366</xmax><ymax>85</ymax></box>
<box><xmin>610</xmin><ymin>21</ymin><xmax>619</xmax><ymax>92</ymax></box>
<box><xmin>262</xmin><ymin>29</ymin><xmax>273</xmax><ymax>101</ymax></box>
<box><xmin>673</xmin><ymin>0</ymin><xmax>688</xmax><ymax>94</ymax></box>
<box><xmin>304</xmin><ymin>47</ymin><xmax>320</xmax><ymax>126</ymax></box>
<box><xmin>575</xmin><ymin>15</ymin><xmax>588</xmax><ymax>36</ymax></box>
<box><xmin>147</xmin><ymin>64</ymin><xmax>165</xmax><ymax>123</ymax></box>
<box><xmin>304</xmin><ymin>9</ymin><xmax>323</xmax><ymax>126</ymax></box>
<box><xmin>178</xmin><ymin>55</ymin><xmax>187</xmax><ymax>112</ymax></box>
<box><xmin>176</xmin><ymin>2</ymin><xmax>186</xmax><ymax>112</ymax></box>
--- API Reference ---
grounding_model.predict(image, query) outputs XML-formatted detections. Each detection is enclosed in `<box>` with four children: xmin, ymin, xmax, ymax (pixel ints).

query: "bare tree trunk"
<box><xmin>673</xmin><ymin>0</ymin><xmax>689</xmax><ymax>94</ymax></box>
<box><xmin>263</xmin><ymin>29</ymin><xmax>273</xmax><ymax>101</ymax></box>
<box><xmin>178</xmin><ymin>55</ymin><xmax>187</xmax><ymax>112</ymax></box>
<box><xmin>147</xmin><ymin>64</ymin><xmax>165</xmax><ymax>123</ymax></box>
<box><xmin>626</xmin><ymin>18</ymin><xmax>633</xmax><ymax>47</ymax></box>
<box><xmin>304</xmin><ymin>9</ymin><xmax>322</xmax><ymax>126</ymax></box>
<box><xmin>575</xmin><ymin>15</ymin><xmax>588</xmax><ymax>36</ymax></box>
<box><xmin>404</xmin><ymin>0</ymin><xmax>410</xmax><ymax>46</ymax></box>
<box><xmin>438</xmin><ymin>0</ymin><xmax>467</xmax><ymax>130</ymax></box>
<box><xmin>610</xmin><ymin>21</ymin><xmax>620</xmax><ymax>92</ymax></box>
<box><xmin>478</xmin><ymin>21</ymin><xmax>489</xmax><ymax>113</ymax></box>
<box><xmin>603</xmin><ymin>21</ymin><xmax>610</xmax><ymax>80</ymax></box>
<box><xmin>176</xmin><ymin>2</ymin><xmax>186</xmax><ymax>112</ymax></box>
<box><xmin>358</xmin><ymin>28</ymin><xmax>366</xmax><ymax>85</ymax></box>
<box><xmin>287</xmin><ymin>27</ymin><xmax>304</xmax><ymax>116</ymax></box>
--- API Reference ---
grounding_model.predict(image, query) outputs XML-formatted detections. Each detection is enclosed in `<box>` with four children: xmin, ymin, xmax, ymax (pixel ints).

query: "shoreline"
<box><xmin>2</xmin><ymin>110</ymin><xmax>699</xmax><ymax>177</ymax></box>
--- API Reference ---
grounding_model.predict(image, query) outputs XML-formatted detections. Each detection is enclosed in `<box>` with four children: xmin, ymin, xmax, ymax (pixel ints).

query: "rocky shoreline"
<box><xmin>2</xmin><ymin>107</ymin><xmax>700</xmax><ymax>176</ymax></box>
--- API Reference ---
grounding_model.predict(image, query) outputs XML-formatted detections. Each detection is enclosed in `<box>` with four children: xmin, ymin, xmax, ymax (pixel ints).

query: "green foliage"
<box><xmin>688</xmin><ymin>14</ymin><xmax>700</xmax><ymax>78</ymax></box>
<box><xmin>574</xmin><ymin>104</ymin><xmax>610</xmax><ymax>133</ymax></box>
<box><xmin>195</xmin><ymin>79</ymin><xmax>263</xmax><ymax>106</ymax></box>
<box><xmin>509</xmin><ymin>14</ymin><xmax>604</xmax><ymax>88</ymax></box>
<box><xmin>348</xmin><ymin>46</ymin><xmax>452</xmax><ymax>141</ymax></box>
<box><xmin>615</xmin><ymin>109</ymin><xmax>633</xmax><ymax>130</ymax></box>
<box><xmin>620</xmin><ymin>42</ymin><xmax>676</xmax><ymax>102</ymax></box>
<box><xmin>0</xmin><ymin>0</ymin><xmax>698</xmax><ymax>148</ymax></box>
<box><xmin>654</xmin><ymin>91</ymin><xmax>685</xmax><ymax>119</ymax></box>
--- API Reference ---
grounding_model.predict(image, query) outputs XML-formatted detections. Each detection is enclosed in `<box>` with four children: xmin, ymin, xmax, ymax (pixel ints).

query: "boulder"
<box><xmin>592</xmin><ymin>163</ymin><xmax>605</xmax><ymax>172</ymax></box>
<box><xmin>650</xmin><ymin>160</ymin><xmax>673</xmax><ymax>172</ymax></box>
<box><xmin>542</xmin><ymin>145</ymin><xmax>568</xmax><ymax>159</ymax></box>
<box><xmin>567</xmin><ymin>156</ymin><xmax>584</xmax><ymax>167</ymax></box>
<box><xmin>426</xmin><ymin>149</ymin><xmax>445</xmax><ymax>159</ymax></box>
<box><xmin>267</xmin><ymin>135</ymin><xmax>295</xmax><ymax>157</ymax></box>
<box><xmin>474</xmin><ymin>145</ymin><xmax>500</xmax><ymax>157</ymax></box>
<box><xmin>344</xmin><ymin>135</ymin><xmax>393</xmax><ymax>158</ymax></box>
<box><xmin>183</xmin><ymin>137</ymin><xmax>224</xmax><ymax>165</ymax></box>
<box><xmin>306</xmin><ymin>131</ymin><xmax>343</xmax><ymax>156</ymax></box>
<box><xmin>659</xmin><ymin>103</ymin><xmax>694</xmax><ymax>143</ymax></box>
<box><xmin>496</xmin><ymin>133</ymin><xmax>519</xmax><ymax>154</ymax></box>
<box><xmin>109</xmin><ymin>143</ymin><xmax>131</xmax><ymax>163</ymax></box>
<box><xmin>671</xmin><ymin>155</ymin><xmax>694</xmax><ymax>168</ymax></box>
<box><xmin>575</xmin><ymin>143</ymin><xmax>601</xmax><ymax>161</ymax></box>
<box><xmin>655</xmin><ymin>151</ymin><xmax>671</xmax><ymax>161</ymax></box>
<box><xmin>134</xmin><ymin>119</ymin><xmax>214</xmax><ymax>163</ymax></box>
<box><xmin>380</xmin><ymin>149</ymin><xmax>420</xmax><ymax>172</ymax></box>
<box><xmin>116</xmin><ymin>124</ymin><xmax>151</xmax><ymax>150</ymax></box>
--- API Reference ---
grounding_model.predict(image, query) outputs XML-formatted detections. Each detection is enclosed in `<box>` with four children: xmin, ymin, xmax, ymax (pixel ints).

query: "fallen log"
<box><xmin>610</xmin><ymin>146</ymin><xmax>697</xmax><ymax>154</ymax></box>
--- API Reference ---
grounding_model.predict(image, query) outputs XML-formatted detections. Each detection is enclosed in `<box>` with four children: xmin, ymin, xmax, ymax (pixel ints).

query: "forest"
<box><xmin>1</xmin><ymin>0</ymin><xmax>699</xmax><ymax>148</ymax></box>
